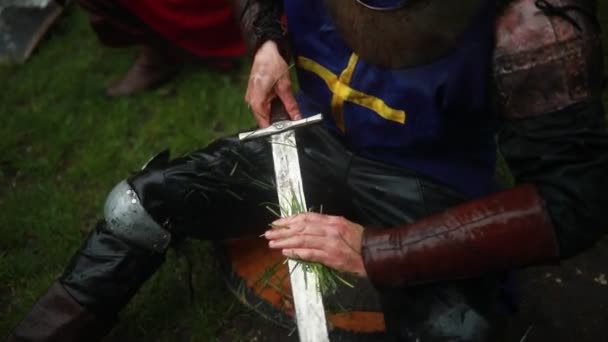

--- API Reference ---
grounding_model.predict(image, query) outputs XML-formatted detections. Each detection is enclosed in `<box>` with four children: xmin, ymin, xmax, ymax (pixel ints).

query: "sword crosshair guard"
<box><xmin>8</xmin><ymin>0</ymin><xmax>608</xmax><ymax>341</ymax></box>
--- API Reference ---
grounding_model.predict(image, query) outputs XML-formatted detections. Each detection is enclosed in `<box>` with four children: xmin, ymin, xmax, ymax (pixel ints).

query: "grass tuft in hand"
<box><xmin>266</xmin><ymin>190</ymin><xmax>354</xmax><ymax>295</ymax></box>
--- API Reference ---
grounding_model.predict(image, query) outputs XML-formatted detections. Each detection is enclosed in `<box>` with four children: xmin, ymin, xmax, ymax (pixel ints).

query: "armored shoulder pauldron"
<box><xmin>494</xmin><ymin>0</ymin><xmax>603</xmax><ymax>118</ymax></box>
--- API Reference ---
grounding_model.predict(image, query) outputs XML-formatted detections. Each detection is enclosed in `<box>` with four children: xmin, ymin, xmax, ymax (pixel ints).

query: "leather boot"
<box><xmin>7</xmin><ymin>282</ymin><xmax>114</xmax><ymax>342</ymax></box>
<box><xmin>106</xmin><ymin>45</ymin><xmax>181</xmax><ymax>97</ymax></box>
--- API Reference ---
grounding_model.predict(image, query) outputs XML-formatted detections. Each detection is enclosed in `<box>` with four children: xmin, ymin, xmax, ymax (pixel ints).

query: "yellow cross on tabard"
<box><xmin>297</xmin><ymin>53</ymin><xmax>407</xmax><ymax>132</ymax></box>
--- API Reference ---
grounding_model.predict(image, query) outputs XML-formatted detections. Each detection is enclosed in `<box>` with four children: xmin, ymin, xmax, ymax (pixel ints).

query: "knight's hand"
<box><xmin>245</xmin><ymin>41</ymin><xmax>302</xmax><ymax>128</ymax></box>
<box><xmin>265</xmin><ymin>212</ymin><xmax>367</xmax><ymax>278</ymax></box>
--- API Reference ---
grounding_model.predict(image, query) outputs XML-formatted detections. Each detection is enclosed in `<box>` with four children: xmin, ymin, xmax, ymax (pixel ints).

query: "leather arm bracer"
<box><xmin>361</xmin><ymin>0</ymin><xmax>608</xmax><ymax>289</ymax></box>
<box><xmin>230</xmin><ymin>0</ymin><xmax>289</xmax><ymax>58</ymax></box>
<box><xmin>362</xmin><ymin>185</ymin><xmax>559</xmax><ymax>289</ymax></box>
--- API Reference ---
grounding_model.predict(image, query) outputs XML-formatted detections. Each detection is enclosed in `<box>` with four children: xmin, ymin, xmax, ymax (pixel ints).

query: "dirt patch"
<box><xmin>497</xmin><ymin>238</ymin><xmax>608</xmax><ymax>342</ymax></box>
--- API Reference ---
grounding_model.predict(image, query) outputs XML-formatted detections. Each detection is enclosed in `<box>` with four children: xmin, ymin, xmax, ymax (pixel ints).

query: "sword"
<box><xmin>239</xmin><ymin>99</ymin><xmax>329</xmax><ymax>342</ymax></box>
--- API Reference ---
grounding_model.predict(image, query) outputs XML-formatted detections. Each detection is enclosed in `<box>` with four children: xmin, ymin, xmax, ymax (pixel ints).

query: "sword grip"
<box><xmin>270</xmin><ymin>98</ymin><xmax>290</xmax><ymax>123</ymax></box>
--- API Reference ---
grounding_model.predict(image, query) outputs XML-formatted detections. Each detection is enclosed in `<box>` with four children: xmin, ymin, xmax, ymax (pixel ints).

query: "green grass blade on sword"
<box><xmin>264</xmin><ymin>187</ymin><xmax>354</xmax><ymax>295</ymax></box>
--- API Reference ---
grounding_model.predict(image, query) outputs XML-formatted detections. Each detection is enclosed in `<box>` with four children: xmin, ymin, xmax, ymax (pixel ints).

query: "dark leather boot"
<box><xmin>7</xmin><ymin>282</ymin><xmax>114</xmax><ymax>342</ymax></box>
<box><xmin>105</xmin><ymin>45</ymin><xmax>181</xmax><ymax>97</ymax></box>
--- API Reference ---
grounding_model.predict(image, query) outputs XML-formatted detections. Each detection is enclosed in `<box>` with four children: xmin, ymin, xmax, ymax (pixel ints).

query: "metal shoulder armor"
<box><xmin>493</xmin><ymin>0</ymin><xmax>603</xmax><ymax>119</ymax></box>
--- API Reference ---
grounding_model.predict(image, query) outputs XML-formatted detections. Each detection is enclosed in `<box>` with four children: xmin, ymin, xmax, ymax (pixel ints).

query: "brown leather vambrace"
<box><xmin>361</xmin><ymin>185</ymin><xmax>559</xmax><ymax>289</ymax></box>
<box><xmin>230</xmin><ymin>0</ymin><xmax>289</xmax><ymax>58</ymax></box>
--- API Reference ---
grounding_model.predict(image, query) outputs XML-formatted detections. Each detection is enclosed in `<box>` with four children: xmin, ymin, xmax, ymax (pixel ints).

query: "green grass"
<box><xmin>2</xmin><ymin>3</ymin><xmax>608</xmax><ymax>341</ymax></box>
<box><xmin>269</xmin><ymin>190</ymin><xmax>355</xmax><ymax>296</ymax></box>
<box><xmin>0</xmin><ymin>5</ymin><xmax>254</xmax><ymax>341</ymax></box>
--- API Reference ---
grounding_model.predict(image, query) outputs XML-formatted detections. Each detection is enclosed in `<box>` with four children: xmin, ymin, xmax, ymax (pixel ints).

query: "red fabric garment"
<box><xmin>118</xmin><ymin>0</ymin><xmax>245</xmax><ymax>57</ymax></box>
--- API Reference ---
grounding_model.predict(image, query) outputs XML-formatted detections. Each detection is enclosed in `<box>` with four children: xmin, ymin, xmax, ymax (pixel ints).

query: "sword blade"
<box><xmin>271</xmin><ymin>130</ymin><xmax>329</xmax><ymax>342</ymax></box>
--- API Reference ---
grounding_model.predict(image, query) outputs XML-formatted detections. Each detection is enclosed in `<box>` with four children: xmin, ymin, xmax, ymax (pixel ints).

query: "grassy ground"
<box><xmin>1</xmin><ymin>3</ymin><xmax>608</xmax><ymax>342</ymax></box>
<box><xmin>0</xmin><ymin>5</ymin><xmax>255</xmax><ymax>341</ymax></box>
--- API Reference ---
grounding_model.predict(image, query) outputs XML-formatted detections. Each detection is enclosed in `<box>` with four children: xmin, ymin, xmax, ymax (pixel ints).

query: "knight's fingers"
<box><xmin>283</xmin><ymin>248</ymin><xmax>329</xmax><ymax>265</ymax></box>
<box><xmin>264</xmin><ymin>226</ymin><xmax>297</xmax><ymax>240</ymax></box>
<box><xmin>273</xmin><ymin>212</ymin><xmax>328</xmax><ymax>226</ymax></box>
<box><xmin>265</xmin><ymin>223</ymin><xmax>325</xmax><ymax>240</ymax></box>
<box><xmin>275</xmin><ymin>79</ymin><xmax>302</xmax><ymax>121</ymax></box>
<box><xmin>251</xmin><ymin>100</ymin><xmax>271</xmax><ymax>128</ymax></box>
<box><xmin>248</xmin><ymin>74</ymin><xmax>275</xmax><ymax>128</ymax></box>
<box><xmin>269</xmin><ymin>234</ymin><xmax>327</xmax><ymax>250</ymax></box>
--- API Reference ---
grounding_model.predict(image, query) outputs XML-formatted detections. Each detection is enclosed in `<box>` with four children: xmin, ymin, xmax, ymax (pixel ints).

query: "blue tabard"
<box><xmin>284</xmin><ymin>1</ymin><xmax>497</xmax><ymax>198</ymax></box>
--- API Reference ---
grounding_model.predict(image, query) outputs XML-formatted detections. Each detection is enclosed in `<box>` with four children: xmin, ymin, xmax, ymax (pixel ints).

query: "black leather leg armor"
<box><xmin>58</xmin><ymin>126</ymin><xmax>354</xmax><ymax>318</ymax></box>
<box><xmin>59</xmin><ymin>134</ymin><xmax>277</xmax><ymax>318</ymax></box>
<box><xmin>57</xmin><ymin>124</ymin><xmax>505</xmax><ymax>339</ymax></box>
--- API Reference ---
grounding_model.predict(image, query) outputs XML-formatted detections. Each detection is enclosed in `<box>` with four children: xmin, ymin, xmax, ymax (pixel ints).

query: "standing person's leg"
<box><xmin>78</xmin><ymin>0</ymin><xmax>152</xmax><ymax>47</ymax></box>
<box><xmin>9</xmin><ymin>125</ymin><xmax>355</xmax><ymax>341</ymax></box>
<box><xmin>348</xmin><ymin>158</ymin><xmax>502</xmax><ymax>341</ymax></box>
<box><xmin>78</xmin><ymin>0</ymin><xmax>181</xmax><ymax>97</ymax></box>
